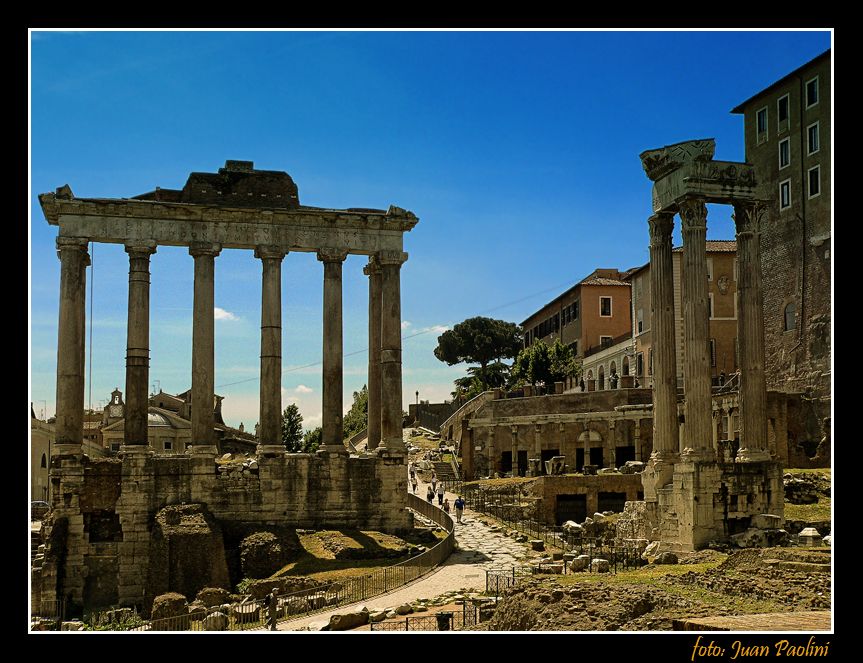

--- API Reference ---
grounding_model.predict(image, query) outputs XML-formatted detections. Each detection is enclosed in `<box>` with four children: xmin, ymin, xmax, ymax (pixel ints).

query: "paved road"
<box><xmin>278</xmin><ymin>476</ymin><xmax>535</xmax><ymax>631</ymax></box>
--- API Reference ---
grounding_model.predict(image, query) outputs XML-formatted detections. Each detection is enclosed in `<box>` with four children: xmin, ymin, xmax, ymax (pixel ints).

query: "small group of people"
<box><xmin>425</xmin><ymin>481</ymin><xmax>445</xmax><ymax>506</ymax></box>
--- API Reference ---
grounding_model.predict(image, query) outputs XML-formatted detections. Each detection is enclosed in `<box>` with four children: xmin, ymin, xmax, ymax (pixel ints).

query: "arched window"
<box><xmin>622</xmin><ymin>356</ymin><xmax>630</xmax><ymax>376</ymax></box>
<box><xmin>784</xmin><ymin>302</ymin><xmax>796</xmax><ymax>331</ymax></box>
<box><xmin>587</xmin><ymin>370</ymin><xmax>593</xmax><ymax>380</ymax></box>
<box><xmin>598</xmin><ymin>365</ymin><xmax>605</xmax><ymax>390</ymax></box>
<box><xmin>40</xmin><ymin>453</ymin><xmax>47</xmax><ymax>468</ymax></box>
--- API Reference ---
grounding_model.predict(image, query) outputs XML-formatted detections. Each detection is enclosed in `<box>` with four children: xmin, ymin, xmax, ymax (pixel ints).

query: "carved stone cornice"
<box><xmin>377</xmin><ymin>250</ymin><xmax>408</xmax><ymax>267</ymax></box>
<box><xmin>640</xmin><ymin>139</ymin><xmax>716</xmax><ymax>182</ymax></box>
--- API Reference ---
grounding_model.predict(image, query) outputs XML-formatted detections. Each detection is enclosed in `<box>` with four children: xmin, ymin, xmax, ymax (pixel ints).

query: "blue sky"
<box><xmin>29</xmin><ymin>29</ymin><xmax>831</xmax><ymax>430</ymax></box>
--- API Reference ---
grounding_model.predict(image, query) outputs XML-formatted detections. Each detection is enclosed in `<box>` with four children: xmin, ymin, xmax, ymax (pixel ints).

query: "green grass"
<box><xmin>784</xmin><ymin>467</ymin><xmax>831</xmax><ymax>479</ymax></box>
<box><xmin>784</xmin><ymin>497</ymin><xmax>831</xmax><ymax>522</ymax></box>
<box><xmin>464</xmin><ymin>476</ymin><xmax>536</xmax><ymax>488</ymax></box>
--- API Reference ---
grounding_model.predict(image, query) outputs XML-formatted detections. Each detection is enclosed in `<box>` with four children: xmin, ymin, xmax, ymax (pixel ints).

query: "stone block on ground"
<box><xmin>590</xmin><ymin>558</ymin><xmax>610</xmax><ymax>573</ymax></box>
<box><xmin>395</xmin><ymin>604</ymin><xmax>413</xmax><ymax>615</ymax></box>
<box><xmin>751</xmin><ymin>513</ymin><xmax>782</xmax><ymax>530</ymax></box>
<box><xmin>654</xmin><ymin>552</ymin><xmax>678</xmax><ymax>565</ymax></box>
<box><xmin>730</xmin><ymin>528</ymin><xmax>768</xmax><ymax>548</ymax></box>
<box><xmin>369</xmin><ymin>611</ymin><xmax>388</xmax><ymax>623</ymax></box>
<box><xmin>151</xmin><ymin>592</ymin><xmax>188</xmax><ymax>622</ymax></box>
<box><xmin>328</xmin><ymin>607</ymin><xmax>370</xmax><ymax>631</ymax></box>
<box><xmin>203</xmin><ymin>611</ymin><xmax>228</xmax><ymax>631</ymax></box>
<box><xmin>642</xmin><ymin>541</ymin><xmax>660</xmax><ymax>560</ymax></box>
<box><xmin>195</xmin><ymin>586</ymin><xmax>231</xmax><ymax>608</ymax></box>
<box><xmin>530</xmin><ymin>540</ymin><xmax>545</xmax><ymax>552</ymax></box>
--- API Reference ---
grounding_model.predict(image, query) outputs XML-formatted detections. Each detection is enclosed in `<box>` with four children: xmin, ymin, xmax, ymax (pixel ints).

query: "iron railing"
<box><xmin>370</xmin><ymin>603</ymin><xmax>479</xmax><ymax>631</ymax></box>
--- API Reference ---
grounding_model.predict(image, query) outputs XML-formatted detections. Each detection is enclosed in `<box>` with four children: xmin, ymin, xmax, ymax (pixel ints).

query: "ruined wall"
<box><xmin>532</xmin><ymin>474</ymin><xmax>643</xmax><ymax>526</ymax></box>
<box><xmin>41</xmin><ymin>448</ymin><xmax>410</xmax><ymax>613</ymax></box>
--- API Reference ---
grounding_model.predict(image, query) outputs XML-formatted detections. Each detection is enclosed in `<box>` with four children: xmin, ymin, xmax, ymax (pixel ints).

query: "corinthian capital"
<box><xmin>647</xmin><ymin>212</ymin><xmax>674</xmax><ymax>247</ymax></box>
<box><xmin>678</xmin><ymin>198</ymin><xmax>708</xmax><ymax>232</ymax></box>
<box><xmin>732</xmin><ymin>201</ymin><xmax>766</xmax><ymax>236</ymax></box>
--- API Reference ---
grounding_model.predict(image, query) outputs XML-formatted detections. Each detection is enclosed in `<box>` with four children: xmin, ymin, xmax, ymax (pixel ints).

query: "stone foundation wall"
<box><xmin>40</xmin><ymin>448</ymin><xmax>410</xmax><ymax>614</ymax></box>
<box><xmin>533</xmin><ymin>474</ymin><xmax>643</xmax><ymax>526</ymax></box>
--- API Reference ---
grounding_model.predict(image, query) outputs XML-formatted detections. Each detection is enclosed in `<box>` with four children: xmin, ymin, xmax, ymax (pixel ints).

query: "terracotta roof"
<box><xmin>579</xmin><ymin>277</ymin><xmax>631</xmax><ymax>287</ymax></box>
<box><xmin>672</xmin><ymin>240</ymin><xmax>737</xmax><ymax>253</ymax></box>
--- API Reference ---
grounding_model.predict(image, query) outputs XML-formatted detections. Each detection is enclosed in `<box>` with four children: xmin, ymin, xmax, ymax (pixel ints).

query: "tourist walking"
<box><xmin>411</xmin><ymin>476</ymin><xmax>418</xmax><ymax>494</ymax></box>
<box><xmin>268</xmin><ymin>589</ymin><xmax>278</xmax><ymax>631</ymax></box>
<box><xmin>426</xmin><ymin>485</ymin><xmax>435</xmax><ymax>504</ymax></box>
<box><xmin>431</xmin><ymin>471</ymin><xmax>437</xmax><ymax>492</ymax></box>
<box><xmin>436</xmin><ymin>482</ymin><xmax>445</xmax><ymax>506</ymax></box>
<box><xmin>454</xmin><ymin>495</ymin><xmax>465</xmax><ymax>524</ymax></box>
<box><xmin>443</xmin><ymin>498</ymin><xmax>451</xmax><ymax>514</ymax></box>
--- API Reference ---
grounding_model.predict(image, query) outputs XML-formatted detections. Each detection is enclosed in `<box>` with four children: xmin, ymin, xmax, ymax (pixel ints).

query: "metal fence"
<box><xmin>73</xmin><ymin>493</ymin><xmax>455</xmax><ymax>632</ymax></box>
<box><xmin>370</xmin><ymin>603</ymin><xmax>479</xmax><ymax>631</ymax></box>
<box><xmin>31</xmin><ymin>599</ymin><xmax>66</xmax><ymax>630</ymax></box>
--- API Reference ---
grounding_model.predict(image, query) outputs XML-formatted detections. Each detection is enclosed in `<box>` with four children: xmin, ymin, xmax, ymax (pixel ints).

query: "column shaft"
<box><xmin>379</xmin><ymin>251</ymin><xmax>408</xmax><ymax>451</ymax></box>
<box><xmin>257</xmin><ymin>246</ymin><xmax>286</xmax><ymax>450</ymax></box>
<box><xmin>487</xmin><ymin>428</ymin><xmax>496</xmax><ymax>476</ymax></box>
<box><xmin>364</xmin><ymin>260</ymin><xmax>383</xmax><ymax>450</ymax></box>
<box><xmin>679</xmin><ymin>199</ymin><xmax>714</xmax><ymax>456</ymax></box>
<box><xmin>54</xmin><ymin>237</ymin><xmax>90</xmax><ymax>451</ymax></box>
<box><xmin>734</xmin><ymin>203</ymin><xmax>770</xmax><ymax>461</ymax></box>
<box><xmin>190</xmin><ymin>242</ymin><xmax>221</xmax><ymax>449</ymax></box>
<box><xmin>648</xmin><ymin>212</ymin><xmax>679</xmax><ymax>458</ymax></box>
<box><xmin>510</xmin><ymin>427</ymin><xmax>518</xmax><ymax>476</ymax></box>
<box><xmin>124</xmin><ymin>242</ymin><xmax>157</xmax><ymax>447</ymax></box>
<box><xmin>319</xmin><ymin>249</ymin><xmax>348</xmax><ymax>452</ymax></box>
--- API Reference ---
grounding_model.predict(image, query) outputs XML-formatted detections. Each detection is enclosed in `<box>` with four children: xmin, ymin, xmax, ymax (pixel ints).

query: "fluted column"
<box><xmin>679</xmin><ymin>199</ymin><xmax>714</xmax><ymax>459</ymax></box>
<box><xmin>363</xmin><ymin>258</ymin><xmax>383</xmax><ymax>450</ymax></box>
<box><xmin>123</xmin><ymin>241</ymin><xmax>157</xmax><ymax>448</ymax></box>
<box><xmin>648</xmin><ymin>212</ymin><xmax>679</xmax><ymax>459</ymax></box>
<box><xmin>54</xmin><ymin>237</ymin><xmax>90</xmax><ymax>454</ymax></box>
<box><xmin>733</xmin><ymin>202</ymin><xmax>771</xmax><ymax>461</ymax></box>
<box><xmin>487</xmin><ymin>427</ymin><xmax>496</xmax><ymax>477</ymax></box>
<box><xmin>379</xmin><ymin>250</ymin><xmax>408</xmax><ymax>452</ymax></box>
<box><xmin>318</xmin><ymin>249</ymin><xmax>348</xmax><ymax>453</ymax></box>
<box><xmin>189</xmin><ymin>242</ymin><xmax>222</xmax><ymax>452</ymax></box>
<box><xmin>510</xmin><ymin>426</ymin><xmax>518</xmax><ymax>476</ymax></box>
<box><xmin>256</xmin><ymin>245</ymin><xmax>286</xmax><ymax>454</ymax></box>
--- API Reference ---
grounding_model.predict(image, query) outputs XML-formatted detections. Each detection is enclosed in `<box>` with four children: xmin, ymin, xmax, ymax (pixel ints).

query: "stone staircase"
<box><xmin>31</xmin><ymin>529</ymin><xmax>43</xmax><ymax>564</ymax></box>
<box><xmin>433</xmin><ymin>460</ymin><xmax>458</xmax><ymax>482</ymax></box>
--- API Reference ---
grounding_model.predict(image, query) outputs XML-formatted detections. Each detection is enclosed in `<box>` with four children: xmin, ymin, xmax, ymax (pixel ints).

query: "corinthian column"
<box><xmin>379</xmin><ymin>250</ymin><xmax>408</xmax><ymax>452</ymax></box>
<box><xmin>256</xmin><ymin>245</ymin><xmax>286</xmax><ymax>455</ymax></box>
<box><xmin>363</xmin><ymin>258</ymin><xmax>383</xmax><ymax>450</ymax></box>
<box><xmin>123</xmin><ymin>241</ymin><xmax>157</xmax><ymax>448</ymax></box>
<box><xmin>733</xmin><ymin>202</ymin><xmax>771</xmax><ymax>462</ymax></box>
<box><xmin>318</xmin><ymin>249</ymin><xmax>349</xmax><ymax>453</ymax></box>
<box><xmin>648</xmin><ymin>212</ymin><xmax>679</xmax><ymax>460</ymax></box>
<box><xmin>54</xmin><ymin>237</ymin><xmax>90</xmax><ymax>455</ymax></box>
<box><xmin>678</xmin><ymin>198</ymin><xmax>714</xmax><ymax>460</ymax></box>
<box><xmin>189</xmin><ymin>242</ymin><xmax>221</xmax><ymax>453</ymax></box>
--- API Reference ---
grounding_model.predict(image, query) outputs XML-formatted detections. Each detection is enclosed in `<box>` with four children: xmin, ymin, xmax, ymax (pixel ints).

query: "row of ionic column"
<box><xmin>53</xmin><ymin>237</ymin><xmax>407</xmax><ymax>456</ymax></box>
<box><xmin>648</xmin><ymin>199</ymin><xmax>770</xmax><ymax>463</ymax></box>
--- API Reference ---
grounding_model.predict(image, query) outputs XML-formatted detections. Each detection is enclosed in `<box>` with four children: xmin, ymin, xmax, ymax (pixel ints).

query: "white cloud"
<box><xmin>424</xmin><ymin>325</ymin><xmax>450</xmax><ymax>334</ymax></box>
<box><xmin>214</xmin><ymin>307</ymin><xmax>238</xmax><ymax>321</ymax></box>
<box><xmin>401</xmin><ymin>320</ymin><xmax>412</xmax><ymax>330</ymax></box>
<box><xmin>294</xmin><ymin>384</ymin><xmax>313</xmax><ymax>394</ymax></box>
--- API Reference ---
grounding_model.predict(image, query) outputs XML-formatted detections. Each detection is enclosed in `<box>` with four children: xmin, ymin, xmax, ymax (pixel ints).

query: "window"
<box><xmin>569</xmin><ymin>341</ymin><xmax>578</xmax><ymax>356</ymax></box>
<box><xmin>648</xmin><ymin>349</ymin><xmax>654</xmax><ymax>376</ymax></box>
<box><xmin>600</xmin><ymin>335</ymin><xmax>613</xmax><ymax>348</ymax></box>
<box><xmin>111</xmin><ymin>443</ymin><xmax>121</xmax><ymax>452</ymax></box>
<box><xmin>779</xmin><ymin>179</ymin><xmax>791</xmax><ymax>210</ymax></box>
<box><xmin>806</xmin><ymin>76</ymin><xmax>819</xmax><ymax>108</ymax></box>
<box><xmin>709</xmin><ymin>339</ymin><xmax>716</xmax><ymax>367</ymax></box>
<box><xmin>779</xmin><ymin>138</ymin><xmax>790</xmax><ymax>169</ymax></box>
<box><xmin>600</xmin><ymin>297</ymin><xmax>612</xmax><ymax>317</ymax></box>
<box><xmin>733</xmin><ymin>258</ymin><xmax>738</xmax><ymax>281</ymax></box>
<box><xmin>636</xmin><ymin>352</ymin><xmax>644</xmax><ymax>377</ymax></box>
<box><xmin>807</xmin><ymin>122</ymin><xmax>819</xmax><ymax>155</ymax></box>
<box><xmin>784</xmin><ymin>302</ymin><xmax>797</xmax><ymax>331</ymax></box>
<box><xmin>563</xmin><ymin>307</ymin><xmax>570</xmax><ymax>325</ymax></box>
<box><xmin>41</xmin><ymin>454</ymin><xmax>47</xmax><ymax>468</ymax></box>
<box><xmin>777</xmin><ymin>94</ymin><xmax>789</xmax><ymax>130</ymax></box>
<box><xmin>708</xmin><ymin>293</ymin><xmax>714</xmax><ymax>319</ymax></box>
<box><xmin>573</xmin><ymin>300</ymin><xmax>580</xmax><ymax>320</ymax></box>
<box><xmin>706</xmin><ymin>257</ymin><xmax>713</xmax><ymax>281</ymax></box>
<box><xmin>164</xmin><ymin>440</ymin><xmax>173</xmax><ymax>451</ymax></box>
<box><xmin>636</xmin><ymin>308</ymin><xmax>644</xmax><ymax>334</ymax></box>
<box><xmin>756</xmin><ymin>107</ymin><xmax>768</xmax><ymax>142</ymax></box>
<box><xmin>808</xmin><ymin>166</ymin><xmax>820</xmax><ymax>198</ymax></box>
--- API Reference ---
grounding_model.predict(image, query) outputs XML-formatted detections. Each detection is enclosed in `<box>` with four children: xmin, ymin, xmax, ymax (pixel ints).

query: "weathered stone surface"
<box><xmin>195</xmin><ymin>587</ymin><xmax>231</xmax><ymax>608</ymax></box>
<box><xmin>240</xmin><ymin>532</ymin><xmax>286</xmax><ymax>579</ymax></box>
<box><xmin>822</xmin><ymin>535</ymin><xmax>832</xmax><ymax>547</ymax></box>
<box><xmin>751</xmin><ymin>514</ymin><xmax>781</xmax><ymax>530</ymax></box>
<box><xmin>203</xmin><ymin>611</ymin><xmax>228</xmax><ymax>631</ymax></box>
<box><xmin>369</xmin><ymin>610</ymin><xmax>387</xmax><ymax>623</ymax></box>
<box><xmin>530</xmin><ymin>540</ymin><xmax>545</xmax><ymax>552</ymax></box>
<box><xmin>654</xmin><ymin>552</ymin><xmax>679</xmax><ymax>565</ymax></box>
<box><xmin>570</xmin><ymin>556</ymin><xmax>590</xmax><ymax>572</ymax></box>
<box><xmin>151</xmin><ymin>592</ymin><xmax>188</xmax><ymax>622</ymax></box>
<box><xmin>328</xmin><ymin>607</ymin><xmax>369</xmax><ymax>631</ymax></box>
<box><xmin>590</xmin><ymin>558</ymin><xmax>610</xmax><ymax>573</ymax></box>
<box><xmin>730</xmin><ymin>528</ymin><xmax>768</xmax><ymax>548</ymax></box>
<box><xmin>395</xmin><ymin>604</ymin><xmax>413</xmax><ymax>615</ymax></box>
<box><xmin>798</xmin><ymin>527</ymin><xmax>822</xmax><ymax>546</ymax></box>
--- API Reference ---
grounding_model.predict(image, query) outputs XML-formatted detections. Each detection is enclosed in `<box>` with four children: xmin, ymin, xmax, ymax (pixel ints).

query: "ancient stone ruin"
<box><xmin>37</xmin><ymin>161</ymin><xmax>418</xmax><ymax>614</ymax></box>
<box><xmin>633</xmin><ymin>139</ymin><xmax>784</xmax><ymax>551</ymax></box>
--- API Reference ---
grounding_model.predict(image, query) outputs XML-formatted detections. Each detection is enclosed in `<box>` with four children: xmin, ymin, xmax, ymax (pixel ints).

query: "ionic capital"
<box><xmin>732</xmin><ymin>201</ymin><xmax>766</xmax><ymax>236</ymax></box>
<box><xmin>678</xmin><ymin>198</ymin><xmax>708</xmax><ymax>232</ymax></box>
<box><xmin>254</xmin><ymin>244</ymin><xmax>287</xmax><ymax>261</ymax></box>
<box><xmin>647</xmin><ymin>212</ymin><xmax>674</xmax><ymax>247</ymax></box>
<box><xmin>56</xmin><ymin>236</ymin><xmax>91</xmax><ymax>265</ymax></box>
<box><xmin>362</xmin><ymin>257</ymin><xmax>382</xmax><ymax>276</ymax></box>
<box><xmin>125</xmin><ymin>240</ymin><xmax>158</xmax><ymax>259</ymax></box>
<box><xmin>377</xmin><ymin>250</ymin><xmax>408</xmax><ymax>267</ymax></box>
<box><xmin>189</xmin><ymin>241</ymin><xmax>222</xmax><ymax>258</ymax></box>
<box><xmin>316</xmin><ymin>248</ymin><xmax>348</xmax><ymax>263</ymax></box>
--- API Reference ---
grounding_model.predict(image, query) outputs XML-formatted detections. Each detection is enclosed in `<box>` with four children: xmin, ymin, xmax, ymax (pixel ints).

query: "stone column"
<box><xmin>256</xmin><ymin>245</ymin><xmax>286</xmax><ymax>455</ymax></box>
<box><xmin>122</xmin><ymin>242</ymin><xmax>157</xmax><ymax>448</ymax></box>
<box><xmin>733</xmin><ymin>202</ymin><xmax>771</xmax><ymax>462</ymax></box>
<box><xmin>648</xmin><ymin>212</ymin><xmax>679</xmax><ymax>460</ymax></box>
<box><xmin>510</xmin><ymin>425</ymin><xmax>519</xmax><ymax>476</ymax></box>
<box><xmin>363</xmin><ymin>258</ymin><xmax>383</xmax><ymax>450</ymax></box>
<box><xmin>679</xmin><ymin>199</ymin><xmax>714</xmax><ymax>460</ymax></box>
<box><xmin>54</xmin><ymin>237</ymin><xmax>90</xmax><ymax>454</ymax></box>
<box><xmin>608</xmin><ymin>420</ymin><xmax>616</xmax><ymax>469</ymax></box>
<box><xmin>634</xmin><ymin>419</ymin><xmax>642</xmax><ymax>461</ymax></box>
<box><xmin>189</xmin><ymin>242</ymin><xmax>222</xmax><ymax>453</ymax></box>
<box><xmin>379</xmin><ymin>251</ymin><xmax>408</xmax><ymax>452</ymax></box>
<box><xmin>318</xmin><ymin>249</ymin><xmax>349</xmax><ymax>453</ymax></box>
<box><xmin>582</xmin><ymin>421</ymin><xmax>590</xmax><ymax>467</ymax></box>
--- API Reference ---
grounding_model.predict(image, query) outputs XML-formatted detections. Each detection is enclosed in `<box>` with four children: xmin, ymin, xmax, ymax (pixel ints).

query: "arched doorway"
<box><xmin>610</xmin><ymin>361</ymin><xmax>617</xmax><ymax>388</ymax></box>
<box><xmin>598</xmin><ymin>365</ymin><xmax>605</xmax><ymax>390</ymax></box>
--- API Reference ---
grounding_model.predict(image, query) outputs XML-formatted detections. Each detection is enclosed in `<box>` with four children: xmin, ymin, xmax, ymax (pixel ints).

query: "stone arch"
<box><xmin>578</xmin><ymin>429</ymin><xmax>603</xmax><ymax>444</ymax></box>
<box><xmin>783</xmin><ymin>300</ymin><xmax>797</xmax><ymax>332</ymax></box>
<box><xmin>587</xmin><ymin>369</ymin><xmax>593</xmax><ymax>380</ymax></box>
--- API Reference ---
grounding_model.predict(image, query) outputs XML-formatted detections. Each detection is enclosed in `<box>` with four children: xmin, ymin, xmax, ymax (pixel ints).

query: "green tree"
<box><xmin>434</xmin><ymin>317</ymin><xmax>523</xmax><ymax>372</ymax></box>
<box><xmin>342</xmin><ymin>385</ymin><xmax>368</xmax><ymax>440</ymax></box>
<box><xmin>302</xmin><ymin>427</ymin><xmax>322</xmax><ymax>453</ymax></box>
<box><xmin>511</xmin><ymin>339</ymin><xmax>580</xmax><ymax>387</ymax></box>
<box><xmin>281</xmin><ymin>403</ymin><xmax>304</xmax><ymax>451</ymax></box>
